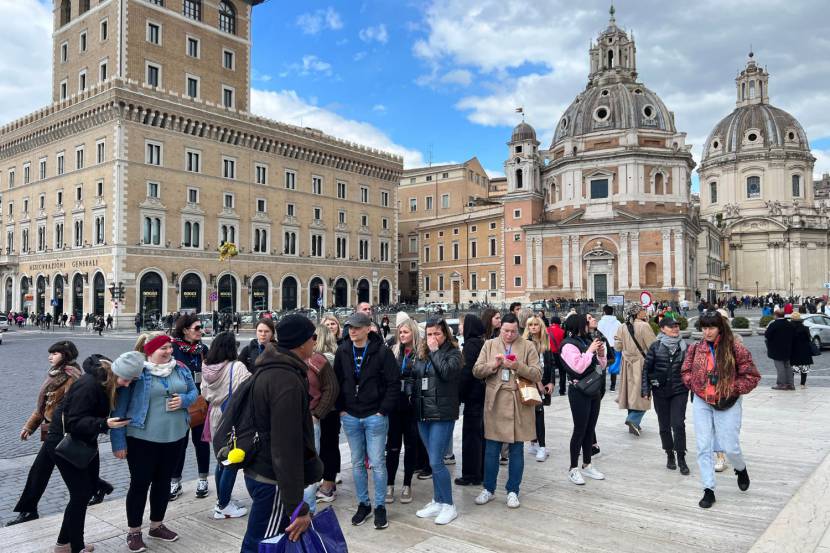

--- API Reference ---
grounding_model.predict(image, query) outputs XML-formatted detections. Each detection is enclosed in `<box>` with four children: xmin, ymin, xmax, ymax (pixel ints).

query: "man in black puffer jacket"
<box><xmin>641</xmin><ymin>317</ymin><xmax>690</xmax><ymax>474</ymax></box>
<box><xmin>333</xmin><ymin>312</ymin><xmax>399</xmax><ymax>530</ymax></box>
<box><xmin>456</xmin><ymin>314</ymin><xmax>486</xmax><ymax>486</ymax></box>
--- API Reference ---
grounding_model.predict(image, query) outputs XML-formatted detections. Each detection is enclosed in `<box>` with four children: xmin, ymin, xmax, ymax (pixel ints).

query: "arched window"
<box><xmin>607</xmin><ymin>49</ymin><xmax>614</xmax><ymax>68</ymax></box>
<box><xmin>547</xmin><ymin>265</ymin><xmax>559</xmax><ymax>287</ymax></box>
<box><xmin>192</xmin><ymin>222</ymin><xmax>200</xmax><ymax>247</ymax></box>
<box><xmin>516</xmin><ymin>169</ymin><xmax>523</xmax><ymax>189</ymax></box>
<box><xmin>79</xmin><ymin>0</ymin><xmax>89</xmax><ymax>14</ymax></box>
<box><xmin>151</xmin><ymin>218</ymin><xmax>161</xmax><ymax>245</ymax></box>
<box><xmin>183</xmin><ymin>0</ymin><xmax>201</xmax><ymax>21</ymax></box>
<box><xmin>645</xmin><ymin>262</ymin><xmax>658</xmax><ymax>286</ymax></box>
<box><xmin>792</xmin><ymin>175</ymin><xmax>801</xmax><ymax>197</ymax></box>
<box><xmin>218</xmin><ymin>1</ymin><xmax>236</xmax><ymax>34</ymax></box>
<box><xmin>741</xmin><ymin>82</ymin><xmax>746</xmax><ymax>100</ymax></box>
<box><xmin>654</xmin><ymin>173</ymin><xmax>664</xmax><ymax>195</ymax></box>
<box><xmin>183</xmin><ymin>222</ymin><xmax>192</xmax><ymax>247</ymax></box>
<box><xmin>749</xmin><ymin>80</ymin><xmax>756</xmax><ymax>99</ymax></box>
<box><xmin>746</xmin><ymin>176</ymin><xmax>761</xmax><ymax>199</ymax></box>
<box><xmin>60</xmin><ymin>0</ymin><xmax>71</xmax><ymax>26</ymax></box>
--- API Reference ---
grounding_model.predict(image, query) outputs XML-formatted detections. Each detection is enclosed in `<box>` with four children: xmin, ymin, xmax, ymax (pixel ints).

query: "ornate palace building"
<box><xmin>0</xmin><ymin>0</ymin><xmax>402</xmax><ymax>321</ymax></box>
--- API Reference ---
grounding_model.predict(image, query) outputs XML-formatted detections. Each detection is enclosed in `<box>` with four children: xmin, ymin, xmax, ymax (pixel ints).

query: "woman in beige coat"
<box><xmin>614</xmin><ymin>304</ymin><xmax>656</xmax><ymax>436</ymax></box>
<box><xmin>472</xmin><ymin>314</ymin><xmax>541</xmax><ymax>509</ymax></box>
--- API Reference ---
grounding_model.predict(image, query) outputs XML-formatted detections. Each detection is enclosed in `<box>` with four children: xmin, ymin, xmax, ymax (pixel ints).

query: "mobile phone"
<box><xmin>505</xmin><ymin>354</ymin><xmax>517</xmax><ymax>361</ymax></box>
<box><xmin>114</xmin><ymin>417</ymin><xmax>132</xmax><ymax>422</ymax></box>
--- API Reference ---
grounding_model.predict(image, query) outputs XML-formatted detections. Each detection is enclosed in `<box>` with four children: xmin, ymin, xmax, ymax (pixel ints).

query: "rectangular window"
<box><xmin>514</xmin><ymin>276</ymin><xmax>522</xmax><ymax>287</ymax></box>
<box><xmin>223</xmin><ymin>158</ymin><xmax>236</xmax><ymax>179</ymax></box>
<box><xmin>380</xmin><ymin>241</ymin><xmax>390</xmax><ymax>262</ymax></box>
<box><xmin>75</xmin><ymin>147</ymin><xmax>84</xmax><ymax>170</ymax></box>
<box><xmin>57</xmin><ymin>190</ymin><xmax>63</xmax><ymax>206</ymax></box>
<box><xmin>147</xmin><ymin>22</ymin><xmax>160</xmax><ymax>45</ymax></box>
<box><xmin>286</xmin><ymin>204</ymin><xmax>295</xmax><ymax>217</ymax></box>
<box><xmin>709</xmin><ymin>182</ymin><xmax>717</xmax><ymax>204</ymax></box>
<box><xmin>335</xmin><ymin>235</ymin><xmax>347</xmax><ymax>259</ymax></box>
<box><xmin>426</xmin><ymin>196</ymin><xmax>433</xmax><ymax>210</ymax></box>
<box><xmin>471</xmin><ymin>225</ymin><xmax>477</xmax><ymax>232</ymax></box>
<box><xmin>146</xmin><ymin>142</ymin><xmax>162</xmax><ymax>166</ymax></box>
<box><xmin>255</xmin><ymin>164</ymin><xmax>267</xmax><ymax>185</ymax></box>
<box><xmin>147</xmin><ymin>182</ymin><xmax>159</xmax><ymax>198</ymax></box>
<box><xmin>514</xmin><ymin>255</ymin><xmax>521</xmax><ymax>265</ymax></box>
<box><xmin>223</xmin><ymin>49</ymin><xmax>235</xmax><ymax>70</ymax></box>
<box><xmin>380</xmin><ymin>190</ymin><xmax>389</xmax><ymax>207</ymax></box>
<box><xmin>424</xmin><ymin>246</ymin><xmax>430</xmax><ymax>263</ymax></box>
<box><xmin>96</xmin><ymin>180</ymin><xmax>103</xmax><ymax>197</ymax></box>
<box><xmin>470</xmin><ymin>241</ymin><xmax>477</xmax><ymax>258</ymax></box>
<box><xmin>424</xmin><ymin>276</ymin><xmax>431</xmax><ymax>291</ymax></box>
<box><xmin>337</xmin><ymin>181</ymin><xmax>347</xmax><ymax>199</ymax></box>
<box><xmin>426</xmin><ymin>175</ymin><xmax>432</xmax><ymax>182</ymax></box>
<box><xmin>338</xmin><ymin>210</ymin><xmax>346</xmax><ymax>224</ymax></box>
<box><xmin>187</xmin><ymin>36</ymin><xmax>199</xmax><ymax>58</ymax></box>
<box><xmin>489</xmin><ymin>237</ymin><xmax>497</xmax><ymax>256</ymax></box>
<box><xmin>78</xmin><ymin>70</ymin><xmax>87</xmax><ymax>92</ymax></box>
<box><xmin>222</xmin><ymin>86</ymin><xmax>235</xmax><ymax>109</ymax></box>
<box><xmin>186</xmin><ymin>150</ymin><xmax>200</xmax><ymax>172</ymax></box>
<box><xmin>39</xmin><ymin>159</ymin><xmax>46</xmax><ymax>180</ymax></box>
<box><xmin>313</xmin><ymin>207</ymin><xmax>322</xmax><ymax>221</ymax></box>
<box><xmin>186</xmin><ymin>75</ymin><xmax>199</xmax><ymax>98</ymax></box>
<box><xmin>100</xmin><ymin>19</ymin><xmax>108</xmax><ymax>41</ymax></box>
<box><xmin>409</xmin><ymin>236</ymin><xmax>417</xmax><ymax>252</ymax></box>
<box><xmin>489</xmin><ymin>272</ymin><xmax>497</xmax><ymax>290</ymax></box>
<box><xmin>99</xmin><ymin>61</ymin><xmax>107</xmax><ymax>82</ymax></box>
<box><xmin>311</xmin><ymin>234</ymin><xmax>323</xmax><ymax>257</ymax></box>
<box><xmin>312</xmin><ymin>176</ymin><xmax>322</xmax><ymax>195</ymax></box>
<box><xmin>792</xmin><ymin>175</ymin><xmax>801</xmax><ymax>197</ymax></box>
<box><xmin>438</xmin><ymin>245</ymin><xmax>444</xmax><ymax>261</ymax></box>
<box><xmin>361</xmin><ymin>214</ymin><xmax>368</xmax><ymax>227</ymax></box>
<box><xmin>441</xmin><ymin>194</ymin><xmax>449</xmax><ymax>209</ymax></box>
<box><xmin>470</xmin><ymin>272</ymin><xmax>477</xmax><ymax>290</ymax></box>
<box><xmin>256</xmin><ymin>198</ymin><xmax>266</xmax><ymax>213</ymax></box>
<box><xmin>94</xmin><ymin>215</ymin><xmax>105</xmax><ymax>244</ymax></box>
<box><xmin>146</xmin><ymin>63</ymin><xmax>160</xmax><ymax>87</ymax></box>
<box><xmin>452</xmin><ymin>242</ymin><xmax>459</xmax><ymax>260</ymax></box>
<box><xmin>279</xmin><ymin>170</ymin><xmax>296</xmax><ymax>191</ymax></box>
<box><xmin>60</xmin><ymin>80</ymin><xmax>68</xmax><ymax>100</ymax></box>
<box><xmin>409</xmin><ymin>198</ymin><xmax>417</xmax><ymax>212</ymax></box>
<box><xmin>57</xmin><ymin>153</ymin><xmax>64</xmax><ymax>175</ymax></box>
<box><xmin>187</xmin><ymin>188</ymin><xmax>199</xmax><ymax>204</ymax></box>
<box><xmin>38</xmin><ymin>194</ymin><xmax>45</xmax><ymax>210</ymax></box>
<box><xmin>75</xmin><ymin>185</ymin><xmax>82</xmax><ymax>202</ymax></box>
<box><xmin>223</xmin><ymin>193</ymin><xmax>234</xmax><ymax>209</ymax></box>
<box><xmin>360</xmin><ymin>186</ymin><xmax>369</xmax><ymax>203</ymax></box>
<box><xmin>514</xmin><ymin>233</ymin><xmax>521</xmax><ymax>242</ymax></box>
<box><xmin>359</xmin><ymin>239</ymin><xmax>370</xmax><ymax>261</ymax></box>
<box><xmin>442</xmin><ymin>172</ymin><xmax>449</xmax><ymax>179</ymax></box>
<box><xmin>96</xmin><ymin>140</ymin><xmax>105</xmax><ymax>164</ymax></box>
<box><xmin>382</xmin><ymin>217</ymin><xmax>388</xmax><ymax>230</ymax></box>
<box><xmin>183</xmin><ymin>0</ymin><xmax>202</xmax><ymax>21</ymax></box>
<box><xmin>79</xmin><ymin>31</ymin><xmax>87</xmax><ymax>52</ymax></box>
<box><xmin>61</xmin><ymin>42</ymin><xmax>68</xmax><ymax>63</ymax></box>
<box><xmin>746</xmin><ymin>176</ymin><xmax>761</xmax><ymax>199</ymax></box>
<box><xmin>590</xmin><ymin>178</ymin><xmax>609</xmax><ymax>199</ymax></box>
<box><xmin>513</xmin><ymin>209</ymin><xmax>521</xmax><ymax>218</ymax></box>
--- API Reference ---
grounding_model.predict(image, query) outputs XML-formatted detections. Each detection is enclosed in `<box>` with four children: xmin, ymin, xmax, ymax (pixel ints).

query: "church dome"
<box><xmin>511</xmin><ymin>121</ymin><xmax>537</xmax><ymax>143</ymax></box>
<box><xmin>552</xmin><ymin>82</ymin><xmax>676</xmax><ymax>145</ymax></box>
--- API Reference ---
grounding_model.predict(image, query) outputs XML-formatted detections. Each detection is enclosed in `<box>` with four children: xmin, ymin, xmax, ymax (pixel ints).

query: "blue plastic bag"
<box><xmin>259</xmin><ymin>507</ymin><xmax>348</xmax><ymax>553</ymax></box>
<box><xmin>607</xmin><ymin>350</ymin><xmax>621</xmax><ymax>375</ymax></box>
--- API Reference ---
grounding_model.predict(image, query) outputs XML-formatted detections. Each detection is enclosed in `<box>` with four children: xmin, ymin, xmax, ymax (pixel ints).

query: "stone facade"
<box><xmin>0</xmin><ymin>0</ymin><xmax>402</xmax><ymax>322</ymax></box>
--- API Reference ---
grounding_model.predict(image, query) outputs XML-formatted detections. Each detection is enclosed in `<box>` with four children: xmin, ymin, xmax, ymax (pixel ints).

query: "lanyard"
<box><xmin>504</xmin><ymin>343</ymin><xmax>512</xmax><ymax>357</ymax></box>
<box><xmin>352</xmin><ymin>344</ymin><xmax>368</xmax><ymax>378</ymax></box>
<box><xmin>400</xmin><ymin>353</ymin><xmax>409</xmax><ymax>374</ymax></box>
<box><xmin>707</xmin><ymin>342</ymin><xmax>717</xmax><ymax>370</ymax></box>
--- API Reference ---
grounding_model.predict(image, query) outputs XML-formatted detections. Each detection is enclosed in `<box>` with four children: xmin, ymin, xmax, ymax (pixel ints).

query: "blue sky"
<box><xmin>3</xmin><ymin>0</ymin><xmax>830</xmax><ymax>183</ymax></box>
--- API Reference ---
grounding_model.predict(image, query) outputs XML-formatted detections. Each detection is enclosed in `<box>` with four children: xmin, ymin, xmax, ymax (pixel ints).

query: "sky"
<box><xmin>2</xmin><ymin>0</ymin><xmax>830</xmax><ymax>186</ymax></box>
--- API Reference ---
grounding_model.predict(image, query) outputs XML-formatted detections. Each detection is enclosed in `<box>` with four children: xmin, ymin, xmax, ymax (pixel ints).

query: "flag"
<box><xmin>515</xmin><ymin>107</ymin><xmax>524</xmax><ymax>114</ymax></box>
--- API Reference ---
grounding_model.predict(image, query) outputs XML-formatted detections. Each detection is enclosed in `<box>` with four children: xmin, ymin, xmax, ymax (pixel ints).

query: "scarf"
<box><xmin>173</xmin><ymin>338</ymin><xmax>202</xmax><ymax>355</ymax></box>
<box><xmin>657</xmin><ymin>333</ymin><xmax>686</xmax><ymax>355</ymax></box>
<box><xmin>146</xmin><ymin>359</ymin><xmax>176</xmax><ymax>378</ymax></box>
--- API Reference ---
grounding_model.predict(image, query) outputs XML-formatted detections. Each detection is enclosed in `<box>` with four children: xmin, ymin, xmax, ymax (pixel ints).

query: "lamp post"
<box><xmin>755</xmin><ymin>280</ymin><xmax>759</xmax><ymax>300</ymax></box>
<box><xmin>108</xmin><ymin>281</ymin><xmax>125</xmax><ymax>328</ymax></box>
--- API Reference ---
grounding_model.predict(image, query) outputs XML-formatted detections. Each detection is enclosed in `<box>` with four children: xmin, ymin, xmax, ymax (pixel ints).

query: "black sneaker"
<box><xmin>677</xmin><ymin>454</ymin><xmax>690</xmax><ymax>475</ymax></box>
<box><xmin>666</xmin><ymin>450</ymin><xmax>677</xmax><ymax>470</ymax></box>
<box><xmin>698</xmin><ymin>488</ymin><xmax>716</xmax><ymax>509</ymax></box>
<box><xmin>4</xmin><ymin>511</ymin><xmax>38</xmax><ymax>526</ymax></box>
<box><xmin>416</xmin><ymin>468</ymin><xmax>433</xmax><ymax>480</ymax></box>
<box><xmin>373</xmin><ymin>506</ymin><xmax>388</xmax><ymax>530</ymax></box>
<box><xmin>351</xmin><ymin>503</ymin><xmax>372</xmax><ymax>526</ymax></box>
<box><xmin>735</xmin><ymin>467</ymin><xmax>750</xmax><ymax>491</ymax></box>
<box><xmin>454</xmin><ymin>477</ymin><xmax>482</xmax><ymax>486</ymax></box>
<box><xmin>591</xmin><ymin>445</ymin><xmax>601</xmax><ymax>458</ymax></box>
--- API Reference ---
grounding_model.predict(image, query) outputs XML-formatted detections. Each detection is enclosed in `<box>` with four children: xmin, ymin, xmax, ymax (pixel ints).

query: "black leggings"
<box><xmin>319</xmin><ymin>410</ymin><xmax>341</xmax><ymax>482</ymax></box>
<box><xmin>568</xmin><ymin>386</ymin><xmax>601</xmax><ymax>469</ymax></box>
<box><xmin>386</xmin><ymin>403</ymin><xmax>419</xmax><ymax>487</ymax></box>
<box><xmin>126</xmin><ymin>436</ymin><xmax>187</xmax><ymax>528</ymax></box>
<box><xmin>172</xmin><ymin>424</ymin><xmax>211</xmax><ymax>479</ymax></box>
<box><xmin>460</xmin><ymin>401</ymin><xmax>485</xmax><ymax>481</ymax></box>
<box><xmin>55</xmin><ymin>451</ymin><xmax>99</xmax><ymax>552</ymax></box>
<box><xmin>534</xmin><ymin>405</ymin><xmax>546</xmax><ymax>447</ymax></box>
<box><xmin>653</xmin><ymin>392</ymin><xmax>687</xmax><ymax>454</ymax></box>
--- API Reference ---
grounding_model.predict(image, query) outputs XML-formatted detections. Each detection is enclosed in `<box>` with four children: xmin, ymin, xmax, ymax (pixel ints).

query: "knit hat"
<box><xmin>625</xmin><ymin>304</ymin><xmax>644</xmax><ymax>320</ymax></box>
<box><xmin>276</xmin><ymin>314</ymin><xmax>316</xmax><ymax>350</ymax></box>
<box><xmin>143</xmin><ymin>334</ymin><xmax>172</xmax><ymax>356</ymax></box>
<box><xmin>112</xmin><ymin>351</ymin><xmax>146</xmax><ymax>380</ymax></box>
<box><xmin>395</xmin><ymin>311</ymin><xmax>411</xmax><ymax>327</ymax></box>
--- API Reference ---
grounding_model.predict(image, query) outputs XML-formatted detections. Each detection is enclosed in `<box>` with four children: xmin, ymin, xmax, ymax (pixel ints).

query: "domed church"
<box><xmin>502</xmin><ymin>7</ymin><xmax>700</xmax><ymax>304</ymax></box>
<box><xmin>698</xmin><ymin>53</ymin><xmax>824</xmax><ymax>298</ymax></box>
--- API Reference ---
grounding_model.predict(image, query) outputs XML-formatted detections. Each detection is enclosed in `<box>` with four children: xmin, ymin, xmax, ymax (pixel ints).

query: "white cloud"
<box><xmin>251</xmin><ymin>89</ymin><xmax>424</xmax><ymax>168</ymax></box>
<box><xmin>353</xmin><ymin>51</ymin><xmax>367</xmax><ymax>62</ymax></box>
<box><xmin>0</xmin><ymin>0</ymin><xmax>52</xmax><ymax>124</ymax></box>
<box><xmin>300</xmin><ymin>55</ymin><xmax>332</xmax><ymax>76</ymax></box>
<box><xmin>359</xmin><ymin>24</ymin><xmax>389</xmax><ymax>44</ymax></box>
<box><xmin>296</xmin><ymin>7</ymin><xmax>343</xmax><ymax>35</ymax></box>
<box><xmin>440</xmin><ymin>69</ymin><xmax>473</xmax><ymax>86</ymax></box>
<box><xmin>813</xmin><ymin>148</ymin><xmax>830</xmax><ymax>180</ymax></box>
<box><xmin>372</xmin><ymin>104</ymin><xmax>387</xmax><ymax>113</ymax></box>
<box><xmin>414</xmin><ymin>0</ymin><xmax>830</xmax><ymax>176</ymax></box>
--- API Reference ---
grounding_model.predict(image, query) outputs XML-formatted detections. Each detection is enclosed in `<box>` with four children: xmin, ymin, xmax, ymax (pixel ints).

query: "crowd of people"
<box><xmin>5</xmin><ymin>311</ymin><xmax>114</xmax><ymax>333</ymax></box>
<box><xmin>7</xmin><ymin>300</ymin><xmax>770</xmax><ymax>552</ymax></box>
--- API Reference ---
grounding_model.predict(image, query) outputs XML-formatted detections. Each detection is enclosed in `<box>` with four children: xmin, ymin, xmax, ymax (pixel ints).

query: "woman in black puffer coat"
<box><xmin>642</xmin><ymin>318</ymin><xmax>690</xmax><ymax>475</ymax></box>
<box><xmin>456</xmin><ymin>314</ymin><xmax>486</xmax><ymax>486</ymax></box>
<box><xmin>789</xmin><ymin>313</ymin><xmax>814</xmax><ymax>387</ymax></box>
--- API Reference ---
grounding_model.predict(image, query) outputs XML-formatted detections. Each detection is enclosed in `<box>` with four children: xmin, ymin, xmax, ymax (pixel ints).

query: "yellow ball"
<box><xmin>227</xmin><ymin>448</ymin><xmax>245</xmax><ymax>464</ymax></box>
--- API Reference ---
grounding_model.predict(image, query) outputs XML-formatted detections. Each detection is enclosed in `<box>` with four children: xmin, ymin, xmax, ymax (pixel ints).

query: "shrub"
<box><xmin>675</xmin><ymin>316</ymin><xmax>689</xmax><ymax>331</ymax></box>
<box><xmin>616</xmin><ymin>315</ymin><xmax>624</xmax><ymax>324</ymax></box>
<box><xmin>731</xmin><ymin>316</ymin><xmax>750</xmax><ymax>329</ymax></box>
<box><xmin>759</xmin><ymin>315</ymin><xmax>774</xmax><ymax>328</ymax></box>
<box><xmin>649</xmin><ymin>321</ymin><xmax>660</xmax><ymax>335</ymax></box>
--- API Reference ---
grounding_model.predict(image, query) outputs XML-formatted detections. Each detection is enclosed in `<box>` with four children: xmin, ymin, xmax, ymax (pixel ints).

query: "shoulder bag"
<box><xmin>54</xmin><ymin>413</ymin><xmax>98</xmax><ymax>469</ymax></box>
<box><xmin>517</xmin><ymin>376</ymin><xmax>542</xmax><ymax>406</ymax></box>
<box><xmin>574</xmin><ymin>369</ymin><xmax>604</xmax><ymax>396</ymax></box>
<box><xmin>626</xmin><ymin>322</ymin><xmax>648</xmax><ymax>358</ymax></box>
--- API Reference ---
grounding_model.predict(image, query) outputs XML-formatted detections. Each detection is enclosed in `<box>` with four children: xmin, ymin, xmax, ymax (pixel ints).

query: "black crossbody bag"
<box><xmin>54</xmin><ymin>413</ymin><xmax>98</xmax><ymax>469</ymax></box>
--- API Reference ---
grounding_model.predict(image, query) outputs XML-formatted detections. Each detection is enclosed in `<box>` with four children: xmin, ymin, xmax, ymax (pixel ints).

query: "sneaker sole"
<box><xmin>435</xmin><ymin>514</ymin><xmax>457</xmax><ymax>525</ymax></box>
<box><xmin>147</xmin><ymin>534</ymin><xmax>179</xmax><ymax>543</ymax></box>
<box><xmin>128</xmin><ymin>547</ymin><xmax>147</xmax><ymax>553</ymax></box>
<box><xmin>352</xmin><ymin>515</ymin><xmax>372</xmax><ymax>526</ymax></box>
<box><xmin>400</xmin><ymin>497</ymin><xmax>413</xmax><ymax>504</ymax></box>
<box><xmin>569</xmin><ymin>478</ymin><xmax>585</xmax><ymax>485</ymax></box>
<box><xmin>374</xmin><ymin>524</ymin><xmax>388</xmax><ymax>530</ymax></box>
<box><xmin>316</xmin><ymin>495</ymin><xmax>336</xmax><ymax>503</ymax></box>
<box><xmin>583</xmin><ymin>473</ymin><xmax>605</xmax><ymax>480</ymax></box>
<box><xmin>213</xmin><ymin>511</ymin><xmax>247</xmax><ymax>519</ymax></box>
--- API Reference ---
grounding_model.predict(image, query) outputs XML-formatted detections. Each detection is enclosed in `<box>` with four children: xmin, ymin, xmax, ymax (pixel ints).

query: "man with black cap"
<box><xmin>333</xmin><ymin>312</ymin><xmax>399</xmax><ymax>530</ymax></box>
<box><xmin>240</xmin><ymin>314</ymin><xmax>322</xmax><ymax>552</ymax></box>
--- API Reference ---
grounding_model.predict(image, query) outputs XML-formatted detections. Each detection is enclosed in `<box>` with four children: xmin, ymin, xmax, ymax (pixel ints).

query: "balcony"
<box><xmin>0</xmin><ymin>253</ymin><xmax>19</xmax><ymax>268</ymax></box>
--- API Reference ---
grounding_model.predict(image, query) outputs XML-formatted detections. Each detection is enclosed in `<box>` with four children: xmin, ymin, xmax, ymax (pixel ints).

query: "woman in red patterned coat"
<box><xmin>681</xmin><ymin>311</ymin><xmax>760</xmax><ymax>509</ymax></box>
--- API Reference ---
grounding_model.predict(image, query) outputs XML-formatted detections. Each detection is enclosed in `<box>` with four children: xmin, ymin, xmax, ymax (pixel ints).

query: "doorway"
<box><xmin>593</xmin><ymin>274</ymin><xmax>608</xmax><ymax>305</ymax></box>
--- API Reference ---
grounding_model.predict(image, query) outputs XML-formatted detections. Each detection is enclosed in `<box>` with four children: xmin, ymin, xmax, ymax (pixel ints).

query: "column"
<box><xmin>561</xmin><ymin>236</ymin><xmax>570</xmax><ymax>289</ymax></box>
<box><xmin>535</xmin><ymin>238</ymin><xmax>543</xmax><ymax>291</ymax></box>
<box><xmin>525</xmin><ymin>238</ymin><xmax>534</xmax><ymax>289</ymax></box>
<box><xmin>571</xmin><ymin>235</ymin><xmax>582</xmax><ymax>293</ymax></box>
<box><xmin>631</xmin><ymin>232</ymin><xmax>640</xmax><ymax>288</ymax></box>
<box><xmin>674</xmin><ymin>229</ymin><xmax>685</xmax><ymax>288</ymax></box>
<box><xmin>618</xmin><ymin>231</ymin><xmax>629</xmax><ymax>290</ymax></box>
<box><xmin>661</xmin><ymin>229</ymin><xmax>672</xmax><ymax>288</ymax></box>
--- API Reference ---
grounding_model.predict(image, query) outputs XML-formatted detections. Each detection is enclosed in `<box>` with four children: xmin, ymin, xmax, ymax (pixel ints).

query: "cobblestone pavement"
<box><xmin>1</xmin><ymin>322</ymin><xmax>828</xmax><ymax>525</ymax></box>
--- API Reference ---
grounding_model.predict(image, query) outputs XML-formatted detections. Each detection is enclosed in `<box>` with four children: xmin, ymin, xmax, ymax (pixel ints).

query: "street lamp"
<box><xmin>755</xmin><ymin>280</ymin><xmax>759</xmax><ymax>298</ymax></box>
<box><xmin>108</xmin><ymin>281</ymin><xmax>126</xmax><ymax>328</ymax></box>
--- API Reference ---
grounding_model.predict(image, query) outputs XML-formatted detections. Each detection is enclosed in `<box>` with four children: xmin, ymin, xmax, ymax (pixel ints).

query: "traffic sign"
<box><xmin>640</xmin><ymin>291</ymin><xmax>653</xmax><ymax>307</ymax></box>
<box><xmin>824</xmin><ymin>282</ymin><xmax>830</xmax><ymax>289</ymax></box>
<box><xmin>209</xmin><ymin>291</ymin><xmax>218</xmax><ymax>302</ymax></box>
<box><xmin>50</xmin><ymin>299</ymin><xmax>58</xmax><ymax>307</ymax></box>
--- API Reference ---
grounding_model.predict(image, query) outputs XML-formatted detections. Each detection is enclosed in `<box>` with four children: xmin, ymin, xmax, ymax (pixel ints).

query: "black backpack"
<box><xmin>212</xmin><ymin>368</ymin><xmax>268</xmax><ymax>468</ymax></box>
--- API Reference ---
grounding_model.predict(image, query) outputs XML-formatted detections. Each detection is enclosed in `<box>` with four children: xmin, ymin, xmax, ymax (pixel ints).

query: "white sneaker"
<box><xmin>474</xmin><ymin>489</ymin><xmax>495</xmax><ymax>505</ymax></box>
<box><xmin>506</xmin><ymin>492</ymin><xmax>520</xmax><ymax>509</ymax></box>
<box><xmin>416</xmin><ymin>500</ymin><xmax>442</xmax><ymax>518</ymax></box>
<box><xmin>527</xmin><ymin>442</ymin><xmax>539</xmax><ymax>456</ymax></box>
<box><xmin>434</xmin><ymin>504</ymin><xmax>458</xmax><ymax>525</ymax></box>
<box><xmin>535</xmin><ymin>447</ymin><xmax>548</xmax><ymax>462</ymax></box>
<box><xmin>581</xmin><ymin>463</ymin><xmax>605</xmax><ymax>480</ymax></box>
<box><xmin>714</xmin><ymin>453</ymin><xmax>727</xmax><ymax>472</ymax></box>
<box><xmin>213</xmin><ymin>502</ymin><xmax>248</xmax><ymax>519</ymax></box>
<box><xmin>569</xmin><ymin>468</ymin><xmax>585</xmax><ymax>485</ymax></box>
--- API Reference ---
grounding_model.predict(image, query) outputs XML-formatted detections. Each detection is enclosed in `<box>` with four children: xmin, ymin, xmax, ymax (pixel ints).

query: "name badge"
<box><xmin>194</xmin><ymin>372</ymin><xmax>202</xmax><ymax>384</ymax></box>
<box><xmin>501</xmin><ymin>369</ymin><xmax>511</xmax><ymax>382</ymax></box>
<box><xmin>421</xmin><ymin>377</ymin><xmax>429</xmax><ymax>391</ymax></box>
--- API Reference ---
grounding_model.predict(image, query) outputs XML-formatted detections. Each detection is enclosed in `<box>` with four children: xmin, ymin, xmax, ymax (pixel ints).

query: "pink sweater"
<box><xmin>560</xmin><ymin>343</ymin><xmax>607</xmax><ymax>375</ymax></box>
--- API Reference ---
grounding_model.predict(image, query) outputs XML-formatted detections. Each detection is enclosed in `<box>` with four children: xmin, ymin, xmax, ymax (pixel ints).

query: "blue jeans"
<box><xmin>341</xmin><ymin>413</ymin><xmax>389</xmax><ymax>508</ymax></box>
<box><xmin>626</xmin><ymin>409</ymin><xmax>646</xmax><ymax>427</ymax></box>
<box><xmin>483</xmin><ymin>440</ymin><xmax>524</xmax><ymax>495</ymax></box>
<box><xmin>693</xmin><ymin>397</ymin><xmax>746</xmax><ymax>490</ymax></box>
<box><xmin>302</xmin><ymin>419</ymin><xmax>322</xmax><ymax>514</ymax></box>
<box><xmin>215</xmin><ymin>463</ymin><xmax>239</xmax><ymax>509</ymax></box>
<box><xmin>418</xmin><ymin>421</ymin><xmax>456</xmax><ymax>505</ymax></box>
<box><xmin>240</xmin><ymin>476</ymin><xmax>288</xmax><ymax>553</ymax></box>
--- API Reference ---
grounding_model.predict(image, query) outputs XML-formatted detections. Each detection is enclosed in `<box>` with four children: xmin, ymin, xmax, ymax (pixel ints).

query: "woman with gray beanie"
<box><xmin>641</xmin><ymin>317</ymin><xmax>690</xmax><ymax>475</ymax></box>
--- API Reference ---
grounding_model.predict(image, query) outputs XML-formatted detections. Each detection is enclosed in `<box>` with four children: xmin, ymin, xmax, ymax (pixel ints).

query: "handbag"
<box><xmin>574</xmin><ymin>369</ymin><xmax>604</xmax><ymax>396</ymax></box>
<box><xmin>259</xmin><ymin>507</ymin><xmax>348</xmax><ymax>553</ymax></box>
<box><xmin>608</xmin><ymin>350</ymin><xmax>621</xmax><ymax>375</ymax></box>
<box><xmin>54</xmin><ymin>414</ymin><xmax>98</xmax><ymax>469</ymax></box>
<box><xmin>517</xmin><ymin>376</ymin><xmax>542</xmax><ymax>406</ymax></box>
<box><xmin>188</xmin><ymin>395</ymin><xmax>208</xmax><ymax>428</ymax></box>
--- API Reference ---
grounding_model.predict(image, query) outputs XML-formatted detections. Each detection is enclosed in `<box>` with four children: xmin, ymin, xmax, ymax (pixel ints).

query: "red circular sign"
<box><xmin>640</xmin><ymin>291</ymin><xmax>653</xmax><ymax>307</ymax></box>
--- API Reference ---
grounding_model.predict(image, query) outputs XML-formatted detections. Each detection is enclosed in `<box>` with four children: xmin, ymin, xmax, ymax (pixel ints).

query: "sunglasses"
<box><xmin>191</xmin><ymin>325</ymin><xmax>203</xmax><ymax>331</ymax></box>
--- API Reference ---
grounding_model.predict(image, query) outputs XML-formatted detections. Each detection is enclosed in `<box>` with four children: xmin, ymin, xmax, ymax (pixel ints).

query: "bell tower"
<box><xmin>505</xmin><ymin>121</ymin><xmax>542</xmax><ymax>196</ymax></box>
<box><xmin>735</xmin><ymin>51</ymin><xmax>769</xmax><ymax>107</ymax></box>
<box><xmin>588</xmin><ymin>5</ymin><xmax>637</xmax><ymax>86</ymax></box>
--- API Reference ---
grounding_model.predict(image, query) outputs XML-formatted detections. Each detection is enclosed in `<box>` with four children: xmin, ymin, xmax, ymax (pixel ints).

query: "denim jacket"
<box><xmin>110</xmin><ymin>361</ymin><xmax>197</xmax><ymax>453</ymax></box>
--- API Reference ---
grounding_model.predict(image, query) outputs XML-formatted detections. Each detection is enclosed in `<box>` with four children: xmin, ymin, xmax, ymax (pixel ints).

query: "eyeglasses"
<box><xmin>192</xmin><ymin>325</ymin><xmax>203</xmax><ymax>331</ymax></box>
